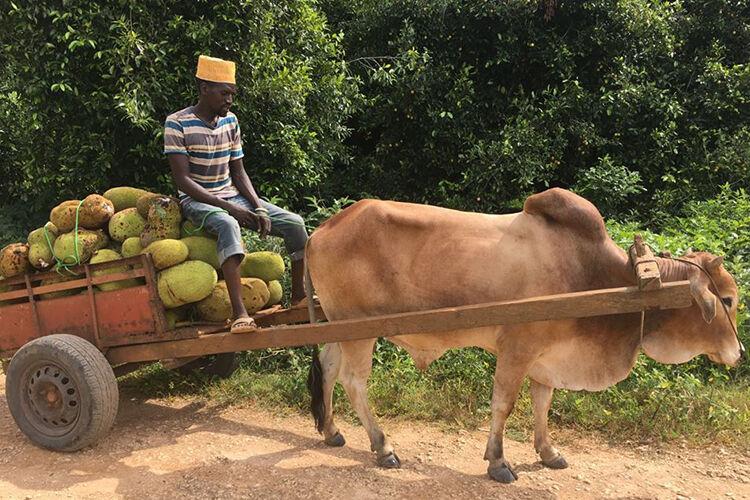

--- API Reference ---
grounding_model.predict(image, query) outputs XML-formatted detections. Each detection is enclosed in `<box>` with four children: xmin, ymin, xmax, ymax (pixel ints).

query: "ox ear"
<box><xmin>707</xmin><ymin>255</ymin><xmax>724</xmax><ymax>271</ymax></box>
<box><xmin>690</xmin><ymin>280</ymin><xmax>717</xmax><ymax>323</ymax></box>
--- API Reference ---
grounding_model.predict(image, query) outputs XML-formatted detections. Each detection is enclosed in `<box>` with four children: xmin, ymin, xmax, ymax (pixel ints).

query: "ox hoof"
<box><xmin>324</xmin><ymin>432</ymin><xmax>346</xmax><ymax>447</ymax></box>
<box><xmin>488</xmin><ymin>463</ymin><xmax>518</xmax><ymax>483</ymax></box>
<box><xmin>543</xmin><ymin>454</ymin><xmax>569</xmax><ymax>470</ymax></box>
<box><xmin>377</xmin><ymin>452</ymin><xmax>401</xmax><ymax>469</ymax></box>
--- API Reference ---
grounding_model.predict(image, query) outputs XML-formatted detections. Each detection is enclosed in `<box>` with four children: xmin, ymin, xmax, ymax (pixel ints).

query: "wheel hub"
<box><xmin>23</xmin><ymin>363</ymin><xmax>80</xmax><ymax>436</ymax></box>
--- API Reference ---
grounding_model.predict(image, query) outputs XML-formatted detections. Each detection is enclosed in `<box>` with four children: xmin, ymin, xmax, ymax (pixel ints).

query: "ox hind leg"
<box><xmin>338</xmin><ymin>338</ymin><xmax>400</xmax><ymax>467</ymax></box>
<box><xmin>318</xmin><ymin>343</ymin><xmax>345</xmax><ymax>446</ymax></box>
<box><xmin>530</xmin><ymin>380</ymin><xmax>568</xmax><ymax>469</ymax></box>
<box><xmin>308</xmin><ymin>338</ymin><xmax>398</xmax><ymax>467</ymax></box>
<box><xmin>484</xmin><ymin>353</ymin><xmax>527</xmax><ymax>483</ymax></box>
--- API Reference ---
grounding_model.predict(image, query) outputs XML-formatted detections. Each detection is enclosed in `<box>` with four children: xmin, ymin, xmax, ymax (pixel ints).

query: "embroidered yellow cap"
<box><xmin>195</xmin><ymin>55</ymin><xmax>236</xmax><ymax>84</ymax></box>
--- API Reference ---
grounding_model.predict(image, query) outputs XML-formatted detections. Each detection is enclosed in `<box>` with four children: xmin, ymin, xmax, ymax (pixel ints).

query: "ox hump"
<box><xmin>523</xmin><ymin>188</ymin><xmax>608</xmax><ymax>241</ymax></box>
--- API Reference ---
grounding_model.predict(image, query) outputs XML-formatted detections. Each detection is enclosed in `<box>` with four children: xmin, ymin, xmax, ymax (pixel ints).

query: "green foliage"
<box><xmin>301</xmin><ymin>195</ymin><xmax>356</xmax><ymax>227</ymax></box>
<box><xmin>0</xmin><ymin>1</ymin><xmax>357</xmax><ymax>211</ymax></box>
<box><xmin>321</xmin><ymin>0</ymin><xmax>750</xmax><ymax>216</ymax></box>
<box><xmin>0</xmin><ymin>202</ymin><xmax>46</xmax><ymax>248</ymax></box>
<box><xmin>573</xmin><ymin>155</ymin><xmax>644</xmax><ymax>217</ymax></box>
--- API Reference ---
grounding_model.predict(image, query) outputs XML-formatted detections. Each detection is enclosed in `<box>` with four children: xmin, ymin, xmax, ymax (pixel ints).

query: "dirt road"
<box><xmin>0</xmin><ymin>374</ymin><xmax>748</xmax><ymax>499</ymax></box>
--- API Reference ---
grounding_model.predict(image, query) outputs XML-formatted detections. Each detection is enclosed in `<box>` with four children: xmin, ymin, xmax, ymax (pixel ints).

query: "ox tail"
<box><xmin>308</xmin><ymin>344</ymin><xmax>325</xmax><ymax>433</ymax></box>
<box><xmin>304</xmin><ymin>247</ymin><xmax>325</xmax><ymax>433</ymax></box>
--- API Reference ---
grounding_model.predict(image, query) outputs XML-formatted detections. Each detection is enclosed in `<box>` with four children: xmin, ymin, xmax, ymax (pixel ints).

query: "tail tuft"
<box><xmin>307</xmin><ymin>344</ymin><xmax>325</xmax><ymax>433</ymax></box>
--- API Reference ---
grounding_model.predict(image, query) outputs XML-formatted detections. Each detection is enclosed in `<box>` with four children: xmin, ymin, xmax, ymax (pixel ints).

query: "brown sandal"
<box><xmin>230</xmin><ymin>316</ymin><xmax>258</xmax><ymax>334</ymax></box>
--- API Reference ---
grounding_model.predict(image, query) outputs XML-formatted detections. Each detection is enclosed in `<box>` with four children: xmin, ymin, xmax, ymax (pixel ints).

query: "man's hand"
<box><xmin>226</xmin><ymin>203</ymin><xmax>258</xmax><ymax>229</ymax></box>
<box><xmin>226</xmin><ymin>203</ymin><xmax>271</xmax><ymax>238</ymax></box>
<box><xmin>255</xmin><ymin>210</ymin><xmax>271</xmax><ymax>238</ymax></box>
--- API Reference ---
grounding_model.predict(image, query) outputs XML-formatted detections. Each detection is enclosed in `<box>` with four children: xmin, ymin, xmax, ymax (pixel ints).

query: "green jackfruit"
<box><xmin>92</xmin><ymin>229</ymin><xmax>109</xmax><ymax>251</ymax></box>
<box><xmin>28</xmin><ymin>222</ymin><xmax>58</xmax><ymax>270</ymax></box>
<box><xmin>181</xmin><ymin>220</ymin><xmax>215</xmax><ymax>239</ymax></box>
<box><xmin>140</xmin><ymin>222</ymin><xmax>181</xmax><ymax>248</ymax></box>
<box><xmin>79</xmin><ymin>194</ymin><xmax>115</xmax><ymax>229</ymax></box>
<box><xmin>141</xmin><ymin>239</ymin><xmax>189</xmax><ymax>270</ymax></box>
<box><xmin>0</xmin><ymin>243</ymin><xmax>30</xmax><ymax>278</ymax></box>
<box><xmin>240</xmin><ymin>252</ymin><xmax>285</xmax><ymax>282</ymax></box>
<box><xmin>147</xmin><ymin>197</ymin><xmax>181</xmax><ymax>225</ymax></box>
<box><xmin>195</xmin><ymin>282</ymin><xmax>233</xmax><ymax>322</ymax></box>
<box><xmin>29</xmin><ymin>222</ymin><xmax>58</xmax><ymax>245</ymax></box>
<box><xmin>53</xmin><ymin>230</ymin><xmax>105</xmax><ymax>265</ymax></box>
<box><xmin>196</xmin><ymin>278</ymin><xmax>270</xmax><ymax>322</ymax></box>
<box><xmin>181</xmin><ymin>236</ymin><xmax>220</xmax><ymax>269</ymax></box>
<box><xmin>266</xmin><ymin>280</ymin><xmax>283</xmax><ymax>307</ymax></box>
<box><xmin>140</xmin><ymin>197</ymin><xmax>182</xmax><ymax>247</ymax></box>
<box><xmin>90</xmin><ymin>249</ymin><xmax>141</xmax><ymax>291</ymax></box>
<box><xmin>108</xmin><ymin>208</ymin><xmax>146</xmax><ymax>242</ymax></box>
<box><xmin>103</xmin><ymin>186</ymin><xmax>152</xmax><ymax>212</ymax></box>
<box><xmin>50</xmin><ymin>200</ymin><xmax>81</xmax><ymax>233</ymax></box>
<box><xmin>121</xmin><ymin>237</ymin><xmax>143</xmax><ymax>258</ymax></box>
<box><xmin>242</xmin><ymin>277</ymin><xmax>270</xmax><ymax>313</ymax></box>
<box><xmin>157</xmin><ymin>260</ymin><xmax>217</xmax><ymax>309</ymax></box>
<box><xmin>136</xmin><ymin>192</ymin><xmax>166</xmax><ymax>218</ymax></box>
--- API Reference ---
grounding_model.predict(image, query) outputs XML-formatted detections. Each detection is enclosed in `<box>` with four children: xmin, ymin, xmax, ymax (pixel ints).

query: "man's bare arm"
<box><xmin>167</xmin><ymin>154</ymin><xmax>257</xmax><ymax>228</ymax></box>
<box><xmin>229</xmin><ymin>158</ymin><xmax>271</xmax><ymax>237</ymax></box>
<box><xmin>229</xmin><ymin>159</ymin><xmax>263</xmax><ymax>209</ymax></box>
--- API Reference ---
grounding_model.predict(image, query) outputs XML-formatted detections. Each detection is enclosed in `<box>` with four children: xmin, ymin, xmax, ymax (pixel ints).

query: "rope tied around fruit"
<box><xmin>43</xmin><ymin>199</ymin><xmax>85</xmax><ymax>276</ymax></box>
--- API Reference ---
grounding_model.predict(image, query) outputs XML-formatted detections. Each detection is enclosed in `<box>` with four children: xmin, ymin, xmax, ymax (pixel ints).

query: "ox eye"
<box><xmin>722</xmin><ymin>297</ymin><xmax>733</xmax><ymax>308</ymax></box>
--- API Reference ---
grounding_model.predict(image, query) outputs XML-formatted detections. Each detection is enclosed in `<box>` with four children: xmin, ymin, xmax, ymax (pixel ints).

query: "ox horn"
<box><xmin>707</xmin><ymin>255</ymin><xmax>724</xmax><ymax>271</ymax></box>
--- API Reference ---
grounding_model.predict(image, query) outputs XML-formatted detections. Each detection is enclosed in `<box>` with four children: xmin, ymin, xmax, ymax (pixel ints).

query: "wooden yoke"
<box><xmin>629</xmin><ymin>234</ymin><xmax>662</xmax><ymax>291</ymax></box>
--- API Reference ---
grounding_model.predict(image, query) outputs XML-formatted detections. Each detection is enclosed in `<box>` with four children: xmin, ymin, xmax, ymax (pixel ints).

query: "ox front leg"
<box><xmin>530</xmin><ymin>380</ymin><xmax>568</xmax><ymax>469</ymax></box>
<box><xmin>338</xmin><ymin>339</ymin><xmax>400</xmax><ymax>468</ymax></box>
<box><xmin>484</xmin><ymin>356</ymin><xmax>525</xmax><ymax>483</ymax></box>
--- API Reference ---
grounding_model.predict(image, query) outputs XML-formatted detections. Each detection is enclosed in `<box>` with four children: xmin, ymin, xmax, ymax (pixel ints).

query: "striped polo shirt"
<box><xmin>163</xmin><ymin>106</ymin><xmax>244</xmax><ymax>200</ymax></box>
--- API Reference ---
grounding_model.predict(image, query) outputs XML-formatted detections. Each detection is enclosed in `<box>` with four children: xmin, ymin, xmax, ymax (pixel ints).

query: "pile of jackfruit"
<box><xmin>0</xmin><ymin>187</ymin><xmax>286</xmax><ymax>326</ymax></box>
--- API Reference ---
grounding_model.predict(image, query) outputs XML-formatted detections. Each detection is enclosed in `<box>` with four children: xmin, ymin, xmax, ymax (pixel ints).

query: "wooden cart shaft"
<box><xmin>105</xmin><ymin>280</ymin><xmax>692</xmax><ymax>365</ymax></box>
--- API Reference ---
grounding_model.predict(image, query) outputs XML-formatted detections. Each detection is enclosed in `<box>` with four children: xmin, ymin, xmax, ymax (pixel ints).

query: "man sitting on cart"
<box><xmin>164</xmin><ymin>55</ymin><xmax>309</xmax><ymax>333</ymax></box>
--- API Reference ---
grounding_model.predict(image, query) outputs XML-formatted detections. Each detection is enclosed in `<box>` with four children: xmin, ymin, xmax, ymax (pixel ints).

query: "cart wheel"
<box><xmin>5</xmin><ymin>334</ymin><xmax>119</xmax><ymax>452</ymax></box>
<box><xmin>177</xmin><ymin>353</ymin><xmax>239</xmax><ymax>379</ymax></box>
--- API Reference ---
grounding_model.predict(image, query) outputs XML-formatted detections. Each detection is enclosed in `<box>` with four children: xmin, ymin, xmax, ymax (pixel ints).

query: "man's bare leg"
<box><xmin>291</xmin><ymin>258</ymin><xmax>305</xmax><ymax>305</ymax></box>
<box><xmin>223</xmin><ymin>253</ymin><xmax>255</xmax><ymax>332</ymax></box>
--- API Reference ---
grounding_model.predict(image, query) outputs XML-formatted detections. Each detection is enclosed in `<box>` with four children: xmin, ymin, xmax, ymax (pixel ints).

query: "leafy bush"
<box><xmin>321</xmin><ymin>0</ymin><xmax>750</xmax><ymax>217</ymax></box>
<box><xmin>0</xmin><ymin>202</ymin><xmax>47</xmax><ymax>248</ymax></box>
<box><xmin>573</xmin><ymin>155</ymin><xmax>644</xmax><ymax>218</ymax></box>
<box><xmin>0</xmin><ymin>1</ymin><xmax>357</xmax><ymax>211</ymax></box>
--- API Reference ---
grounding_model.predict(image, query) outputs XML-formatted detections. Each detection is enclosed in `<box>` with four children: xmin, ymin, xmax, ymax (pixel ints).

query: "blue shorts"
<box><xmin>181</xmin><ymin>195</ymin><xmax>308</xmax><ymax>266</ymax></box>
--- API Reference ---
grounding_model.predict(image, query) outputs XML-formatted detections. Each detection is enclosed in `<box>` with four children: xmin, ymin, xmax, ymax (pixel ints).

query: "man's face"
<box><xmin>200</xmin><ymin>82</ymin><xmax>238</xmax><ymax>117</ymax></box>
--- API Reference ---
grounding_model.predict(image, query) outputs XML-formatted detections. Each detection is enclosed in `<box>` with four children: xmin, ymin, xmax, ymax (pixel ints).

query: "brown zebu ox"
<box><xmin>305</xmin><ymin>188</ymin><xmax>743</xmax><ymax>483</ymax></box>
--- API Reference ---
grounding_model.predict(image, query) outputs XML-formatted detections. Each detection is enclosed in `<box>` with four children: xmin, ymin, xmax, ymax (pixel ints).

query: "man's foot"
<box><xmin>230</xmin><ymin>316</ymin><xmax>258</xmax><ymax>334</ymax></box>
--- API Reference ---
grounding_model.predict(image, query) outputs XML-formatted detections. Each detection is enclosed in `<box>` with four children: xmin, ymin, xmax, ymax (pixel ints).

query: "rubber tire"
<box><xmin>5</xmin><ymin>334</ymin><xmax>119</xmax><ymax>452</ymax></box>
<box><xmin>176</xmin><ymin>353</ymin><xmax>239</xmax><ymax>379</ymax></box>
